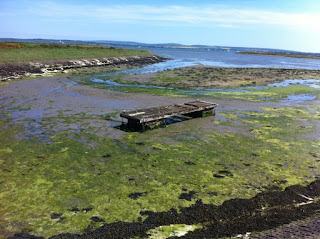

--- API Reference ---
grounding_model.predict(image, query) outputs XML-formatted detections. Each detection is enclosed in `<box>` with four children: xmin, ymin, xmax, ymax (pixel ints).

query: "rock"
<box><xmin>0</xmin><ymin>55</ymin><xmax>167</xmax><ymax>81</ymax></box>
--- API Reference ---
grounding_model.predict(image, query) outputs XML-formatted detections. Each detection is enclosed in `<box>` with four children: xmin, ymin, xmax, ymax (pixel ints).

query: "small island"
<box><xmin>238</xmin><ymin>51</ymin><xmax>320</xmax><ymax>60</ymax></box>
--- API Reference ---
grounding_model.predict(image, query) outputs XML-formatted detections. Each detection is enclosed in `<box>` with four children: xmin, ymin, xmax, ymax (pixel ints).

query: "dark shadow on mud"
<box><xmin>10</xmin><ymin>180</ymin><xmax>320</xmax><ymax>239</ymax></box>
<box><xmin>115</xmin><ymin>115</ymin><xmax>194</xmax><ymax>132</ymax></box>
<box><xmin>113</xmin><ymin>114</ymin><xmax>215</xmax><ymax>133</ymax></box>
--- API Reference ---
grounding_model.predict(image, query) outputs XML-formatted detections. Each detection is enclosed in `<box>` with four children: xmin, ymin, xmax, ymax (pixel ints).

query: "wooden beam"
<box><xmin>120</xmin><ymin>100</ymin><xmax>218</xmax><ymax>131</ymax></box>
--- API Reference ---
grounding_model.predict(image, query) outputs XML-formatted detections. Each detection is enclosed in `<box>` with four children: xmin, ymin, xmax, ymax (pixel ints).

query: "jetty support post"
<box><xmin>127</xmin><ymin>118</ymin><xmax>140</xmax><ymax>131</ymax></box>
<box><xmin>127</xmin><ymin>118</ymin><xmax>146</xmax><ymax>132</ymax></box>
<box><xmin>184</xmin><ymin>110</ymin><xmax>203</xmax><ymax>118</ymax></box>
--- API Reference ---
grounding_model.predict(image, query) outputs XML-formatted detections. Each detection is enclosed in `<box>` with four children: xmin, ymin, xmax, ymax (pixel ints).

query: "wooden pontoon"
<box><xmin>120</xmin><ymin>100</ymin><xmax>218</xmax><ymax>131</ymax></box>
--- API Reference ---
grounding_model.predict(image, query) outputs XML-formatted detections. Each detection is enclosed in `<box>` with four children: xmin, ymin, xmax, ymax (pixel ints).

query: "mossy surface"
<box><xmin>80</xmin><ymin>75</ymin><xmax>320</xmax><ymax>102</ymax></box>
<box><xmin>209</xmin><ymin>85</ymin><xmax>320</xmax><ymax>102</ymax></box>
<box><xmin>101</xmin><ymin>66</ymin><xmax>320</xmax><ymax>89</ymax></box>
<box><xmin>1</xmin><ymin>70</ymin><xmax>320</xmax><ymax>237</ymax></box>
<box><xmin>1</xmin><ymin>91</ymin><xmax>320</xmax><ymax>238</ymax></box>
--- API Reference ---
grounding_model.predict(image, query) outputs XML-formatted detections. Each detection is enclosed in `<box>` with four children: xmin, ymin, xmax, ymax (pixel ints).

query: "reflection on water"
<box><xmin>99</xmin><ymin>59</ymin><xmax>197</xmax><ymax>77</ymax></box>
<box><xmin>149</xmin><ymin>48</ymin><xmax>320</xmax><ymax>70</ymax></box>
<box><xmin>268</xmin><ymin>79</ymin><xmax>320</xmax><ymax>89</ymax></box>
<box><xmin>281</xmin><ymin>94</ymin><xmax>317</xmax><ymax>104</ymax></box>
<box><xmin>91</xmin><ymin>78</ymin><xmax>174</xmax><ymax>90</ymax></box>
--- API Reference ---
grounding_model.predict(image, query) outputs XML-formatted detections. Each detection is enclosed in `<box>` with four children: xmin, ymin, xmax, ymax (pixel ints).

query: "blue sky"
<box><xmin>1</xmin><ymin>0</ymin><xmax>320</xmax><ymax>52</ymax></box>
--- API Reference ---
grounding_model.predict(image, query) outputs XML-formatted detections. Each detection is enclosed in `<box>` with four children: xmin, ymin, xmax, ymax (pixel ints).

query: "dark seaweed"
<box><xmin>10</xmin><ymin>180</ymin><xmax>320</xmax><ymax>239</ymax></box>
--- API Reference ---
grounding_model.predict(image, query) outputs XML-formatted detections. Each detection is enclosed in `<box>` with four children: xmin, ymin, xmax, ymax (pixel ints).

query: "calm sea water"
<box><xmin>123</xmin><ymin>47</ymin><xmax>320</xmax><ymax>75</ymax></box>
<box><xmin>151</xmin><ymin>47</ymin><xmax>320</xmax><ymax>69</ymax></box>
<box><xmin>100</xmin><ymin>47</ymin><xmax>320</xmax><ymax>77</ymax></box>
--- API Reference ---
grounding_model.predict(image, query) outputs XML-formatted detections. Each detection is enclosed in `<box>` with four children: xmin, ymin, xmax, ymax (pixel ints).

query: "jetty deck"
<box><xmin>120</xmin><ymin>100</ymin><xmax>218</xmax><ymax>131</ymax></box>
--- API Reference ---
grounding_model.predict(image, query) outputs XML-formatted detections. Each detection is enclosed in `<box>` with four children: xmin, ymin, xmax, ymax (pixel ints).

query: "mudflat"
<box><xmin>1</xmin><ymin>69</ymin><xmax>320</xmax><ymax>238</ymax></box>
<box><xmin>114</xmin><ymin>65</ymin><xmax>320</xmax><ymax>89</ymax></box>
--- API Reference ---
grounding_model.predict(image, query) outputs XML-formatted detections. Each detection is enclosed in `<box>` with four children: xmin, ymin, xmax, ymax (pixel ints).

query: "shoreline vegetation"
<box><xmin>0</xmin><ymin>42</ymin><xmax>165</xmax><ymax>82</ymax></box>
<box><xmin>0</xmin><ymin>55</ymin><xmax>166</xmax><ymax>82</ymax></box>
<box><xmin>0</xmin><ymin>42</ymin><xmax>151</xmax><ymax>62</ymax></box>
<box><xmin>0</xmin><ymin>42</ymin><xmax>167</xmax><ymax>82</ymax></box>
<box><xmin>238</xmin><ymin>51</ymin><xmax>320</xmax><ymax>60</ymax></box>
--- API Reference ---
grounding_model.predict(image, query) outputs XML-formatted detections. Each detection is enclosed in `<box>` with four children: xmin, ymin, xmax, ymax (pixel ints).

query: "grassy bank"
<box><xmin>0</xmin><ymin>42</ymin><xmax>151</xmax><ymax>63</ymax></box>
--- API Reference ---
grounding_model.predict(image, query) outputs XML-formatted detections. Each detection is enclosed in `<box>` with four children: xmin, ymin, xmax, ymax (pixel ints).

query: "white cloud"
<box><xmin>7</xmin><ymin>1</ymin><xmax>320</xmax><ymax>31</ymax></box>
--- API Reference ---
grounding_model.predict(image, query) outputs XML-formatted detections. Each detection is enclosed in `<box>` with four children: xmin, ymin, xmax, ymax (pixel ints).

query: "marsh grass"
<box><xmin>0</xmin><ymin>42</ymin><xmax>150</xmax><ymax>63</ymax></box>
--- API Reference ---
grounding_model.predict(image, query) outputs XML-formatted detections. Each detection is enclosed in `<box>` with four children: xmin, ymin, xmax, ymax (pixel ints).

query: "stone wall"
<box><xmin>0</xmin><ymin>55</ymin><xmax>167</xmax><ymax>81</ymax></box>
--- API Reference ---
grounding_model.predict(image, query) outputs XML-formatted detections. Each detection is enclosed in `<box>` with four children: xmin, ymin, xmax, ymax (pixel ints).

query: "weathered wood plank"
<box><xmin>120</xmin><ymin>100</ymin><xmax>218</xmax><ymax>130</ymax></box>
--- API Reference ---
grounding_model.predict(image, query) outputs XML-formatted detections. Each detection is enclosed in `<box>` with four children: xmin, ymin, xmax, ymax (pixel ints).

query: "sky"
<box><xmin>1</xmin><ymin>0</ymin><xmax>320</xmax><ymax>52</ymax></box>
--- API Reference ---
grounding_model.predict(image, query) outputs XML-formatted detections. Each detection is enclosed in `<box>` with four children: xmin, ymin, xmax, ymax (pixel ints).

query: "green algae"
<box><xmin>103</xmin><ymin>66</ymin><xmax>320</xmax><ymax>90</ymax></box>
<box><xmin>152</xmin><ymin>74</ymin><xmax>185</xmax><ymax>83</ymax></box>
<box><xmin>79</xmin><ymin>74</ymin><xmax>320</xmax><ymax>102</ymax></box>
<box><xmin>79</xmin><ymin>77</ymin><xmax>187</xmax><ymax>98</ymax></box>
<box><xmin>207</xmin><ymin>85</ymin><xmax>320</xmax><ymax>102</ymax></box>
<box><xmin>0</xmin><ymin>97</ymin><xmax>320</xmax><ymax>238</ymax></box>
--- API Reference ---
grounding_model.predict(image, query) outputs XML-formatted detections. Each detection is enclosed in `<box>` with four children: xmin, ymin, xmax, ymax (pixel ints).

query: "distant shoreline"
<box><xmin>238</xmin><ymin>51</ymin><xmax>320</xmax><ymax>60</ymax></box>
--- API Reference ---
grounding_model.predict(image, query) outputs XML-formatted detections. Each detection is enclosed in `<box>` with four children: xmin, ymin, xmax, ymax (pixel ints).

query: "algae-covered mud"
<box><xmin>92</xmin><ymin>65</ymin><xmax>320</xmax><ymax>89</ymax></box>
<box><xmin>84</xmin><ymin>66</ymin><xmax>320</xmax><ymax>103</ymax></box>
<box><xmin>0</xmin><ymin>67</ymin><xmax>320</xmax><ymax>238</ymax></box>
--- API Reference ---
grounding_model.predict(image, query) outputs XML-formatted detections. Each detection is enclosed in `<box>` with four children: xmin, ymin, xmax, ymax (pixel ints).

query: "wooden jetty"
<box><xmin>120</xmin><ymin>100</ymin><xmax>218</xmax><ymax>131</ymax></box>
